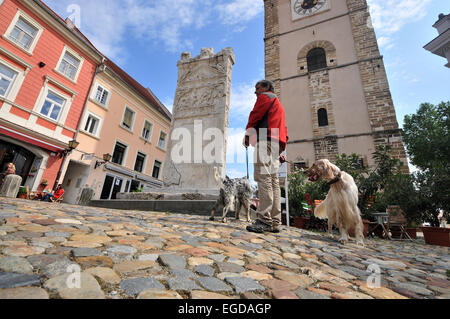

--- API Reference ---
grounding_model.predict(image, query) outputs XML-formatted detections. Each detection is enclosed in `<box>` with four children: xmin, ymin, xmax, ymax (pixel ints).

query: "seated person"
<box><xmin>41</xmin><ymin>184</ymin><xmax>64</xmax><ymax>202</ymax></box>
<box><xmin>0</xmin><ymin>162</ymin><xmax>16</xmax><ymax>187</ymax></box>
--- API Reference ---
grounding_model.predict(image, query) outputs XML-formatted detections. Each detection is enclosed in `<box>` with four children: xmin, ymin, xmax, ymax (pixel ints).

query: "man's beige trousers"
<box><xmin>254</xmin><ymin>140</ymin><xmax>281</xmax><ymax>228</ymax></box>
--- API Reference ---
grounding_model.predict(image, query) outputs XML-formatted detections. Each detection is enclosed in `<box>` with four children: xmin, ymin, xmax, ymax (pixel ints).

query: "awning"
<box><xmin>0</xmin><ymin>124</ymin><xmax>64</xmax><ymax>152</ymax></box>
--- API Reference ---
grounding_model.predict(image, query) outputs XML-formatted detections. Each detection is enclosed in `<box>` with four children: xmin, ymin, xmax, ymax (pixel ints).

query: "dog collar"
<box><xmin>327</xmin><ymin>172</ymin><xmax>341</xmax><ymax>186</ymax></box>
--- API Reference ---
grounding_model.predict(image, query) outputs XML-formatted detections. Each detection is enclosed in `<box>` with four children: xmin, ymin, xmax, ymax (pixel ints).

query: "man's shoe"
<box><xmin>246</xmin><ymin>219</ymin><xmax>272</xmax><ymax>233</ymax></box>
<box><xmin>270</xmin><ymin>226</ymin><xmax>280</xmax><ymax>233</ymax></box>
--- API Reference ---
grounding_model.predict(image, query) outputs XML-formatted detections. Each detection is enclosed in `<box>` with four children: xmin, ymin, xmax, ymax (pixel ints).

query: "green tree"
<box><xmin>402</xmin><ymin>102</ymin><xmax>450</xmax><ymax>226</ymax></box>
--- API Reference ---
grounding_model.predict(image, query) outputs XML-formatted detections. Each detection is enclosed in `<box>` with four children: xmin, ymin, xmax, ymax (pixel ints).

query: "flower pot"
<box><xmin>17</xmin><ymin>193</ymin><xmax>27</xmax><ymax>199</ymax></box>
<box><xmin>349</xmin><ymin>219</ymin><xmax>370</xmax><ymax>237</ymax></box>
<box><xmin>294</xmin><ymin>217</ymin><xmax>309</xmax><ymax>229</ymax></box>
<box><xmin>421</xmin><ymin>227</ymin><xmax>450</xmax><ymax>247</ymax></box>
<box><xmin>406</xmin><ymin>228</ymin><xmax>417</xmax><ymax>239</ymax></box>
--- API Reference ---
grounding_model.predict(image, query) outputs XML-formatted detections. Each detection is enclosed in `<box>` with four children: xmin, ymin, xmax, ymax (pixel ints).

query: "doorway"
<box><xmin>100</xmin><ymin>174</ymin><xmax>123</xmax><ymax>199</ymax></box>
<box><xmin>61</xmin><ymin>160</ymin><xmax>89</xmax><ymax>204</ymax></box>
<box><xmin>0</xmin><ymin>140</ymin><xmax>35</xmax><ymax>185</ymax></box>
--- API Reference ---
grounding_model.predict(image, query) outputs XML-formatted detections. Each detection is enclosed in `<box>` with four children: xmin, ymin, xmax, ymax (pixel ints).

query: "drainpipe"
<box><xmin>52</xmin><ymin>57</ymin><xmax>106</xmax><ymax>190</ymax></box>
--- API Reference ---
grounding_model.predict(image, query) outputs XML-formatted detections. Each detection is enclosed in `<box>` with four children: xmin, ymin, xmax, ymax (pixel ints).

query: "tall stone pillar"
<box><xmin>162</xmin><ymin>47</ymin><xmax>235</xmax><ymax>193</ymax></box>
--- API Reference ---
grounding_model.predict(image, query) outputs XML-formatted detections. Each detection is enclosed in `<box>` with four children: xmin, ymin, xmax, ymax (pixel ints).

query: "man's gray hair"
<box><xmin>256</xmin><ymin>80</ymin><xmax>274</xmax><ymax>92</ymax></box>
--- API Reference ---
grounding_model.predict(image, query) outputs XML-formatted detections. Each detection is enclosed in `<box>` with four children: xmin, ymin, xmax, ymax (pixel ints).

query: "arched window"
<box><xmin>318</xmin><ymin>108</ymin><xmax>328</xmax><ymax>127</ymax></box>
<box><xmin>307</xmin><ymin>48</ymin><xmax>327</xmax><ymax>72</ymax></box>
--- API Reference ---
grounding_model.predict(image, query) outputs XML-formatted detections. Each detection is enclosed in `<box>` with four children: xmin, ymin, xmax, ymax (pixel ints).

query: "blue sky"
<box><xmin>44</xmin><ymin>0</ymin><xmax>449</xmax><ymax>179</ymax></box>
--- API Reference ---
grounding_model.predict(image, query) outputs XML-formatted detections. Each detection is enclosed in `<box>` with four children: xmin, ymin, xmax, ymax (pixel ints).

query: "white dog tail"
<box><xmin>314</xmin><ymin>200</ymin><xmax>328</xmax><ymax>219</ymax></box>
<box><xmin>213</xmin><ymin>167</ymin><xmax>223</xmax><ymax>187</ymax></box>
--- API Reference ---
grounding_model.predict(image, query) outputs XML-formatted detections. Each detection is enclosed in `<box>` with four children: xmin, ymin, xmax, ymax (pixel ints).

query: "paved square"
<box><xmin>0</xmin><ymin>198</ymin><xmax>448</xmax><ymax>299</ymax></box>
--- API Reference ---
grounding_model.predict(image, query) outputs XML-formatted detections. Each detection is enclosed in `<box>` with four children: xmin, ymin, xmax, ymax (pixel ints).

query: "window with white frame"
<box><xmin>112</xmin><ymin>141</ymin><xmax>127</xmax><ymax>165</ymax></box>
<box><xmin>158</xmin><ymin>131</ymin><xmax>167</xmax><ymax>149</ymax></box>
<box><xmin>39</xmin><ymin>91</ymin><xmax>66</xmax><ymax>121</ymax></box>
<box><xmin>93</xmin><ymin>84</ymin><xmax>110</xmax><ymax>107</ymax></box>
<box><xmin>134</xmin><ymin>152</ymin><xmax>146</xmax><ymax>173</ymax></box>
<box><xmin>122</xmin><ymin>107</ymin><xmax>135</xmax><ymax>130</ymax></box>
<box><xmin>0</xmin><ymin>63</ymin><xmax>17</xmax><ymax>97</ymax></box>
<box><xmin>58</xmin><ymin>51</ymin><xmax>81</xmax><ymax>80</ymax></box>
<box><xmin>142</xmin><ymin>120</ymin><xmax>153</xmax><ymax>141</ymax></box>
<box><xmin>152</xmin><ymin>160</ymin><xmax>162</xmax><ymax>179</ymax></box>
<box><xmin>8</xmin><ymin>16</ymin><xmax>38</xmax><ymax>51</ymax></box>
<box><xmin>83</xmin><ymin>112</ymin><xmax>101</xmax><ymax>136</ymax></box>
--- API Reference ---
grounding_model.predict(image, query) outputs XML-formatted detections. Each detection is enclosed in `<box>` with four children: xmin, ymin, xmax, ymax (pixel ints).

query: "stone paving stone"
<box><xmin>138</xmin><ymin>254</ymin><xmax>159</xmax><ymax>262</ymax></box>
<box><xmin>119</xmin><ymin>277</ymin><xmax>165</xmax><ymax>296</ymax></box>
<box><xmin>272</xmin><ymin>289</ymin><xmax>299</xmax><ymax>299</ymax></box>
<box><xmin>71</xmin><ymin>248</ymin><xmax>103</xmax><ymax>257</ymax></box>
<box><xmin>0</xmin><ymin>256</ymin><xmax>34</xmax><ymax>274</ymax></box>
<box><xmin>85</xmin><ymin>267</ymin><xmax>121</xmax><ymax>284</ymax></box>
<box><xmin>0</xmin><ymin>272</ymin><xmax>42</xmax><ymax>288</ymax></box>
<box><xmin>159</xmin><ymin>254</ymin><xmax>186</xmax><ymax>270</ymax></box>
<box><xmin>113</xmin><ymin>260</ymin><xmax>157</xmax><ymax>274</ymax></box>
<box><xmin>167</xmin><ymin>277</ymin><xmax>201</xmax><ymax>292</ymax></box>
<box><xmin>197</xmin><ymin>276</ymin><xmax>233</xmax><ymax>292</ymax></box>
<box><xmin>137</xmin><ymin>289</ymin><xmax>183</xmax><ymax>299</ymax></box>
<box><xmin>295</xmin><ymin>288</ymin><xmax>331</xmax><ymax>299</ymax></box>
<box><xmin>45</xmin><ymin>232</ymin><xmax>72</xmax><ymax>238</ymax></box>
<box><xmin>75</xmin><ymin>256</ymin><xmax>114</xmax><ymax>269</ymax></box>
<box><xmin>217</xmin><ymin>262</ymin><xmax>245</xmax><ymax>273</ymax></box>
<box><xmin>42</xmin><ymin>260</ymin><xmax>79</xmax><ymax>278</ymax></box>
<box><xmin>191</xmin><ymin>290</ymin><xmax>234</xmax><ymax>299</ymax></box>
<box><xmin>393</xmin><ymin>282</ymin><xmax>434</xmax><ymax>296</ymax></box>
<box><xmin>225</xmin><ymin>276</ymin><xmax>265</xmax><ymax>294</ymax></box>
<box><xmin>26</xmin><ymin>254</ymin><xmax>70</xmax><ymax>270</ymax></box>
<box><xmin>44</xmin><ymin>273</ymin><xmax>104</xmax><ymax>299</ymax></box>
<box><xmin>195</xmin><ymin>265</ymin><xmax>215</xmax><ymax>277</ymax></box>
<box><xmin>0</xmin><ymin>286</ymin><xmax>49</xmax><ymax>299</ymax></box>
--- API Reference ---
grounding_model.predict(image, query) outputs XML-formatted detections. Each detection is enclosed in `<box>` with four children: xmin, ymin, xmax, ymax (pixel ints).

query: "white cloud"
<box><xmin>43</xmin><ymin>0</ymin><xmax>219</xmax><ymax>59</ymax></box>
<box><xmin>229</xmin><ymin>81</ymin><xmax>257</xmax><ymax>118</ymax></box>
<box><xmin>367</xmin><ymin>0</ymin><xmax>432</xmax><ymax>49</ymax></box>
<box><xmin>216</xmin><ymin>0</ymin><xmax>264</xmax><ymax>26</ymax></box>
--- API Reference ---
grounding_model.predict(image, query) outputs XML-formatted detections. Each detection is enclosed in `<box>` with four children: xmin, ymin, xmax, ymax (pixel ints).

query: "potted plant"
<box><xmin>293</xmin><ymin>201</ymin><xmax>312</xmax><ymax>229</ymax></box>
<box><xmin>17</xmin><ymin>186</ymin><xmax>27</xmax><ymax>199</ymax></box>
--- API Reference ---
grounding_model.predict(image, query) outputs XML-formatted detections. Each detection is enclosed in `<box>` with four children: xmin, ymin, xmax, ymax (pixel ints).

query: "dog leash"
<box><xmin>245</xmin><ymin>146</ymin><xmax>249</xmax><ymax>179</ymax></box>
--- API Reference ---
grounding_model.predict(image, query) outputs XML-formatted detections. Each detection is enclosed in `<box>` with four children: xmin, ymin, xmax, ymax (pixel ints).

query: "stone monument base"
<box><xmin>89</xmin><ymin>199</ymin><xmax>217</xmax><ymax>216</ymax></box>
<box><xmin>116</xmin><ymin>189</ymin><xmax>219</xmax><ymax>201</ymax></box>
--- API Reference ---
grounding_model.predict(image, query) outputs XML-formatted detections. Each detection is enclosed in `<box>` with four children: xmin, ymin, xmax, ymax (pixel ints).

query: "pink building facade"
<box><xmin>0</xmin><ymin>0</ymin><xmax>103</xmax><ymax>191</ymax></box>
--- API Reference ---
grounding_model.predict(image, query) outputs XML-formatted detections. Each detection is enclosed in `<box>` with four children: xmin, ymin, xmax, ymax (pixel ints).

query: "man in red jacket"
<box><xmin>244</xmin><ymin>80</ymin><xmax>288</xmax><ymax>233</ymax></box>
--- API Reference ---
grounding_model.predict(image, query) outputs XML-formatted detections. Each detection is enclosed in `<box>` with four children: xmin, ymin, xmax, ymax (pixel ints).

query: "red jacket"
<box><xmin>246</xmin><ymin>92</ymin><xmax>288</xmax><ymax>151</ymax></box>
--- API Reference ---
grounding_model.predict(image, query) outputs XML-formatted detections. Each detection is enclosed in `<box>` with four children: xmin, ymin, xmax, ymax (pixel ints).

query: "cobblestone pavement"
<box><xmin>0</xmin><ymin>197</ymin><xmax>449</xmax><ymax>299</ymax></box>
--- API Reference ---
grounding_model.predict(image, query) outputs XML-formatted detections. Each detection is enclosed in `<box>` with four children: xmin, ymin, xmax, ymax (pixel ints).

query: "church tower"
<box><xmin>264</xmin><ymin>0</ymin><xmax>408</xmax><ymax>170</ymax></box>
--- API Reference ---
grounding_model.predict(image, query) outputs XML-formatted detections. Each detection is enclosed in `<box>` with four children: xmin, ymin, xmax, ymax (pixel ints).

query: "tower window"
<box><xmin>307</xmin><ymin>48</ymin><xmax>327</xmax><ymax>72</ymax></box>
<box><xmin>318</xmin><ymin>108</ymin><xmax>328</xmax><ymax>127</ymax></box>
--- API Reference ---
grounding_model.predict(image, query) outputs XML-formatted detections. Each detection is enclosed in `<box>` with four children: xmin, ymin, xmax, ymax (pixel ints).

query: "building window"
<box><xmin>307</xmin><ymin>48</ymin><xmax>327</xmax><ymax>72</ymax></box>
<box><xmin>152</xmin><ymin>160</ymin><xmax>162</xmax><ymax>179</ymax></box>
<box><xmin>8</xmin><ymin>17</ymin><xmax>38</xmax><ymax>50</ymax></box>
<box><xmin>134</xmin><ymin>152</ymin><xmax>146</xmax><ymax>173</ymax></box>
<box><xmin>40</xmin><ymin>91</ymin><xmax>66</xmax><ymax>121</ymax></box>
<box><xmin>112</xmin><ymin>141</ymin><xmax>127</xmax><ymax>165</ymax></box>
<box><xmin>83</xmin><ymin>113</ymin><xmax>101</xmax><ymax>135</ymax></box>
<box><xmin>158</xmin><ymin>132</ymin><xmax>167</xmax><ymax>149</ymax></box>
<box><xmin>122</xmin><ymin>107</ymin><xmax>135</xmax><ymax>130</ymax></box>
<box><xmin>58</xmin><ymin>51</ymin><xmax>81</xmax><ymax>80</ymax></box>
<box><xmin>93</xmin><ymin>84</ymin><xmax>110</xmax><ymax>107</ymax></box>
<box><xmin>142</xmin><ymin>120</ymin><xmax>153</xmax><ymax>141</ymax></box>
<box><xmin>0</xmin><ymin>63</ymin><xmax>17</xmax><ymax>97</ymax></box>
<box><xmin>318</xmin><ymin>108</ymin><xmax>328</xmax><ymax>127</ymax></box>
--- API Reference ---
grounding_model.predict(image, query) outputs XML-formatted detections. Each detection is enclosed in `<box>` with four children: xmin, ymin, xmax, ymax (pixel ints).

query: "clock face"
<box><xmin>292</xmin><ymin>0</ymin><xmax>329</xmax><ymax>19</ymax></box>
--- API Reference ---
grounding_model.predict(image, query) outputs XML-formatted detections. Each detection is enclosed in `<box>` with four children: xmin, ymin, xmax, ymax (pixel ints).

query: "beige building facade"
<box><xmin>61</xmin><ymin>59</ymin><xmax>172</xmax><ymax>204</ymax></box>
<box><xmin>264</xmin><ymin>0</ymin><xmax>408</xmax><ymax>170</ymax></box>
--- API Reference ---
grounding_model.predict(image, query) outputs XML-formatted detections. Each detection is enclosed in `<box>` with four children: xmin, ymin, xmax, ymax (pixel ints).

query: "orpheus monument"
<box><xmin>162</xmin><ymin>47</ymin><xmax>235</xmax><ymax>194</ymax></box>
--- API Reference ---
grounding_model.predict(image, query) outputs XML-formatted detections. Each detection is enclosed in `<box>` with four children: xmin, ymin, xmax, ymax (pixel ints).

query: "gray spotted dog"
<box><xmin>209</xmin><ymin>167</ymin><xmax>255</xmax><ymax>223</ymax></box>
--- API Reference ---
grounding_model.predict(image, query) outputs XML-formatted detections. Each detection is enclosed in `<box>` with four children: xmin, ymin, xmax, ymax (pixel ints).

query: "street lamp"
<box><xmin>94</xmin><ymin>153</ymin><xmax>112</xmax><ymax>169</ymax></box>
<box><xmin>53</xmin><ymin>139</ymin><xmax>79</xmax><ymax>190</ymax></box>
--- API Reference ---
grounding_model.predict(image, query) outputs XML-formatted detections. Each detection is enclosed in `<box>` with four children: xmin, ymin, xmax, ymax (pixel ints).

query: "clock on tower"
<box><xmin>291</xmin><ymin>0</ymin><xmax>331</xmax><ymax>20</ymax></box>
